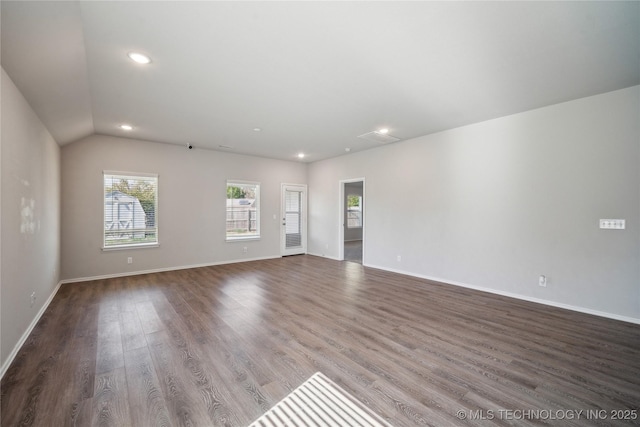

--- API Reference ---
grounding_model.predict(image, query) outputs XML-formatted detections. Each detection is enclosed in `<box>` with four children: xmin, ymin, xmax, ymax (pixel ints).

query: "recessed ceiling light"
<box><xmin>377</xmin><ymin>128</ymin><xmax>389</xmax><ymax>134</ymax></box>
<box><xmin>253</xmin><ymin>128</ymin><xmax>262</xmax><ymax>132</ymax></box>
<box><xmin>127</xmin><ymin>52</ymin><xmax>151</xmax><ymax>64</ymax></box>
<box><xmin>297</xmin><ymin>153</ymin><xmax>305</xmax><ymax>159</ymax></box>
<box><xmin>345</xmin><ymin>148</ymin><xmax>351</xmax><ymax>152</ymax></box>
<box><xmin>119</xmin><ymin>124</ymin><xmax>133</xmax><ymax>131</ymax></box>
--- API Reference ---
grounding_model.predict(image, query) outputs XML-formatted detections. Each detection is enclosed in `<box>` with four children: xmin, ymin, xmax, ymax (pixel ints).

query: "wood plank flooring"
<box><xmin>2</xmin><ymin>255</ymin><xmax>640</xmax><ymax>426</ymax></box>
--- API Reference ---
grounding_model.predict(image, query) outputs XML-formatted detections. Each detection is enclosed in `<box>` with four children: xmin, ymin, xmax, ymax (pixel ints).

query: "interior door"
<box><xmin>281</xmin><ymin>184</ymin><xmax>307</xmax><ymax>256</ymax></box>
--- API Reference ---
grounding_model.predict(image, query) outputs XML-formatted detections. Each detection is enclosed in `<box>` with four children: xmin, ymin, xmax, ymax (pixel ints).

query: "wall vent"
<box><xmin>357</xmin><ymin>131</ymin><xmax>400</xmax><ymax>144</ymax></box>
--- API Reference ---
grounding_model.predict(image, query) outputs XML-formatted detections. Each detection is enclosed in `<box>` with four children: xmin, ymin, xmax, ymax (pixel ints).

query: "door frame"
<box><xmin>280</xmin><ymin>183</ymin><xmax>307</xmax><ymax>256</ymax></box>
<box><xmin>338</xmin><ymin>178</ymin><xmax>365</xmax><ymax>262</ymax></box>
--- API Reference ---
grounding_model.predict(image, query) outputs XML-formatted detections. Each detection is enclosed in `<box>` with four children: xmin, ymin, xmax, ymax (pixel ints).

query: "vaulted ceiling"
<box><xmin>2</xmin><ymin>1</ymin><xmax>639</xmax><ymax>162</ymax></box>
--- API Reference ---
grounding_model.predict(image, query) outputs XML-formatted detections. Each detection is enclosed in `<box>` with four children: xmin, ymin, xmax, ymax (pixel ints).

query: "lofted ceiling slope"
<box><xmin>2</xmin><ymin>1</ymin><xmax>639</xmax><ymax>162</ymax></box>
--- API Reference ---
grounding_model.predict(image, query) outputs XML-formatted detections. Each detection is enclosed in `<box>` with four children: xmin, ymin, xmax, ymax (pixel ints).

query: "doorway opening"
<box><xmin>339</xmin><ymin>179</ymin><xmax>364</xmax><ymax>264</ymax></box>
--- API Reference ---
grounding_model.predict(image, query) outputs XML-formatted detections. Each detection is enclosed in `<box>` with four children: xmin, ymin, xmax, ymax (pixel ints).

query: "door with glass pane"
<box><xmin>281</xmin><ymin>184</ymin><xmax>307</xmax><ymax>256</ymax></box>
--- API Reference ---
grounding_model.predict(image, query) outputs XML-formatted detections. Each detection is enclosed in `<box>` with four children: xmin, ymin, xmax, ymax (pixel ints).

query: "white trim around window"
<box><xmin>226</xmin><ymin>180</ymin><xmax>261</xmax><ymax>241</ymax></box>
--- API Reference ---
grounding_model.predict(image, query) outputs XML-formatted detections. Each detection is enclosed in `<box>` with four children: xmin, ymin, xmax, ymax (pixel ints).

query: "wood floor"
<box><xmin>2</xmin><ymin>255</ymin><xmax>639</xmax><ymax>426</ymax></box>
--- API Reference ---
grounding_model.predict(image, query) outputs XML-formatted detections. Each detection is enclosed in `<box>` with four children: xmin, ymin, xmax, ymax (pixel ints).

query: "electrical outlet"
<box><xmin>127</xmin><ymin>257</ymin><xmax>133</xmax><ymax>264</ymax></box>
<box><xmin>242</xmin><ymin>247</ymin><xmax>248</xmax><ymax>254</ymax></box>
<box><xmin>599</xmin><ymin>219</ymin><xmax>625</xmax><ymax>229</ymax></box>
<box><xmin>397</xmin><ymin>255</ymin><xmax>402</xmax><ymax>262</ymax></box>
<box><xmin>30</xmin><ymin>292</ymin><xmax>36</xmax><ymax>307</ymax></box>
<box><xmin>539</xmin><ymin>275</ymin><xmax>547</xmax><ymax>287</ymax></box>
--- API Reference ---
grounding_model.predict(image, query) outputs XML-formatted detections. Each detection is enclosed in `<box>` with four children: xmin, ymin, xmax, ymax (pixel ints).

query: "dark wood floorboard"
<box><xmin>2</xmin><ymin>255</ymin><xmax>640</xmax><ymax>426</ymax></box>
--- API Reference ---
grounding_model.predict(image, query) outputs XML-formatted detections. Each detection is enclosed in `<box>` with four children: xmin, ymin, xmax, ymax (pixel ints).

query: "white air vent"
<box><xmin>357</xmin><ymin>131</ymin><xmax>400</xmax><ymax>144</ymax></box>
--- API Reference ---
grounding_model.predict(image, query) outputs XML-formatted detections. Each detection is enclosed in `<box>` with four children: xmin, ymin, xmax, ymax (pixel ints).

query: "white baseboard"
<box><xmin>364</xmin><ymin>263</ymin><xmax>640</xmax><ymax>325</ymax></box>
<box><xmin>59</xmin><ymin>255</ymin><xmax>281</xmax><ymax>284</ymax></box>
<box><xmin>0</xmin><ymin>280</ymin><xmax>63</xmax><ymax>380</ymax></box>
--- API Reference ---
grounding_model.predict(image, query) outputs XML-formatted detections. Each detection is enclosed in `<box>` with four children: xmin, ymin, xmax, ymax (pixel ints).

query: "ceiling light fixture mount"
<box><xmin>127</xmin><ymin>52</ymin><xmax>151</xmax><ymax>64</ymax></box>
<box><xmin>297</xmin><ymin>153</ymin><xmax>305</xmax><ymax>159</ymax></box>
<box><xmin>119</xmin><ymin>124</ymin><xmax>133</xmax><ymax>131</ymax></box>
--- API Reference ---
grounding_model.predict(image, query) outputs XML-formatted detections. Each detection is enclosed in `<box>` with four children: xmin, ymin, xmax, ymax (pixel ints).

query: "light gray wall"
<box><xmin>344</xmin><ymin>181</ymin><xmax>363</xmax><ymax>241</ymax></box>
<box><xmin>1</xmin><ymin>68</ymin><xmax>61</xmax><ymax>367</ymax></box>
<box><xmin>309</xmin><ymin>86</ymin><xmax>640</xmax><ymax>321</ymax></box>
<box><xmin>61</xmin><ymin>135</ymin><xmax>307</xmax><ymax>281</ymax></box>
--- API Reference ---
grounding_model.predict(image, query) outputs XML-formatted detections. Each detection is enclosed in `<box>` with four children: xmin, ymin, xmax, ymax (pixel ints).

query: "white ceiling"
<box><xmin>2</xmin><ymin>1</ymin><xmax>639</xmax><ymax>162</ymax></box>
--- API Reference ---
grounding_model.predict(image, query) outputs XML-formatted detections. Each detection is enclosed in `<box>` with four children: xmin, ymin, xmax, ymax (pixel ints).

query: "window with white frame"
<box><xmin>104</xmin><ymin>172</ymin><xmax>158</xmax><ymax>248</ymax></box>
<box><xmin>226</xmin><ymin>180</ymin><xmax>260</xmax><ymax>240</ymax></box>
<box><xmin>347</xmin><ymin>194</ymin><xmax>362</xmax><ymax>228</ymax></box>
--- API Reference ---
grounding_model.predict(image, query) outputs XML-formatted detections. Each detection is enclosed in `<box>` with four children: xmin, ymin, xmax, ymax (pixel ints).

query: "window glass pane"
<box><xmin>104</xmin><ymin>173</ymin><xmax>158</xmax><ymax>247</ymax></box>
<box><xmin>285</xmin><ymin>190</ymin><xmax>302</xmax><ymax>248</ymax></box>
<box><xmin>226</xmin><ymin>181</ymin><xmax>260</xmax><ymax>240</ymax></box>
<box><xmin>347</xmin><ymin>194</ymin><xmax>362</xmax><ymax>228</ymax></box>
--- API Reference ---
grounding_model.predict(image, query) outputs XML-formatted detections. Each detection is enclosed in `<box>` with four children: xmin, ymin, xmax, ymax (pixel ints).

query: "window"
<box><xmin>226</xmin><ymin>180</ymin><xmax>260</xmax><ymax>240</ymax></box>
<box><xmin>347</xmin><ymin>194</ymin><xmax>362</xmax><ymax>228</ymax></box>
<box><xmin>104</xmin><ymin>172</ymin><xmax>158</xmax><ymax>248</ymax></box>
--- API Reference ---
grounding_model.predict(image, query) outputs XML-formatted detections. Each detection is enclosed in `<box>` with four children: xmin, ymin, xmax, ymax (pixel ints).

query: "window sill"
<box><xmin>226</xmin><ymin>236</ymin><xmax>261</xmax><ymax>242</ymax></box>
<box><xmin>102</xmin><ymin>243</ymin><xmax>160</xmax><ymax>251</ymax></box>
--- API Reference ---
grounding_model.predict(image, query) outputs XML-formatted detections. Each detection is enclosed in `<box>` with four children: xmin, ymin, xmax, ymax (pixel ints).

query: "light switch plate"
<box><xmin>599</xmin><ymin>219</ymin><xmax>625</xmax><ymax>229</ymax></box>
